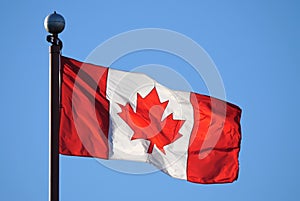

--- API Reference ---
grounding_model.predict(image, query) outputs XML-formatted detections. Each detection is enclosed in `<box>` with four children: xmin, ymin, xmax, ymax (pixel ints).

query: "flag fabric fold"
<box><xmin>59</xmin><ymin>56</ymin><xmax>242</xmax><ymax>184</ymax></box>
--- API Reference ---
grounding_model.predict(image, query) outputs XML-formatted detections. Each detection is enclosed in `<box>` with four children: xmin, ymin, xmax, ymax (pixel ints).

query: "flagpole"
<box><xmin>44</xmin><ymin>12</ymin><xmax>65</xmax><ymax>201</ymax></box>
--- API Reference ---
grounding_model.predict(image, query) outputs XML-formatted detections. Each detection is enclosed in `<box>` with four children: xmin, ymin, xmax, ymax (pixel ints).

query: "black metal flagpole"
<box><xmin>44</xmin><ymin>12</ymin><xmax>65</xmax><ymax>201</ymax></box>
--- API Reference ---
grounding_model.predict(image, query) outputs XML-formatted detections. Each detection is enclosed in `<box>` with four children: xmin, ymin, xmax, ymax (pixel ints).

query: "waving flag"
<box><xmin>59</xmin><ymin>56</ymin><xmax>242</xmax><ymax>184</ymax></box>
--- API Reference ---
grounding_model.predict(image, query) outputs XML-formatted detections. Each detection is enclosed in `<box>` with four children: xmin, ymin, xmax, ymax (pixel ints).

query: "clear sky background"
<box><xmin>0</xmin><ymin>0</ymin><xmax>299</xmax><ymax>200</ymax></box>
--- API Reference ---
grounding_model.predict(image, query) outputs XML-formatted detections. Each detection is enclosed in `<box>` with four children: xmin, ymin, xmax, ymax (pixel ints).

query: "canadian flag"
<box><xmin>59</xmin><ymin>56</ymin><xmax>242</xmax><ymax>184</ymax></box>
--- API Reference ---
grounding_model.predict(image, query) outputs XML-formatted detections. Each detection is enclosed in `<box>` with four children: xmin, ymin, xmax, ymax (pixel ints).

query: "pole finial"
<box><xmin>44</xmin><ymin>12</ymin><xmax>65</xmax><ymax>49</ymax></box>
<box><xmin>44</xmin><ymin>12</ymin><xmax>65</xmax><ymax>35</ymax></box>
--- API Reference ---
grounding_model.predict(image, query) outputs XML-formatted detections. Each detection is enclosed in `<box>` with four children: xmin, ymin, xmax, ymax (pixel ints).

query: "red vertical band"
<box><xmin>187</xmin><ymin>93</ymin><xmax>242</xmax><ymax>184</ymax></box>
<box><xmin>59</xmin><ymin>56</ymin><xmax>109</xmax><ymax>159</ymax></box>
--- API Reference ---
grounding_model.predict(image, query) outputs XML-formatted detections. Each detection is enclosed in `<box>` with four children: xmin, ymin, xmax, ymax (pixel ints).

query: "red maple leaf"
<box><xmin>118</xmin><ymin>87</ymin><xmax>185</xmax><ymax>154</ymax></box>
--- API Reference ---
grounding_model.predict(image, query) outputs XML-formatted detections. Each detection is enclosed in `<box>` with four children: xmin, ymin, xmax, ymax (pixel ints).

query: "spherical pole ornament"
<box><xmin>44</xmin><ymin>11</ymin><xmax>65</xmax><ymax>34</ymax></box>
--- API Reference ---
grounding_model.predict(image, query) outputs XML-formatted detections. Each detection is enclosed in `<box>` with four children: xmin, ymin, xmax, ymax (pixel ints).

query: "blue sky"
<box><xmin>1</xmin><ymin>0</ymin><xmax>299</xmax><ymax>200</ymax></box>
